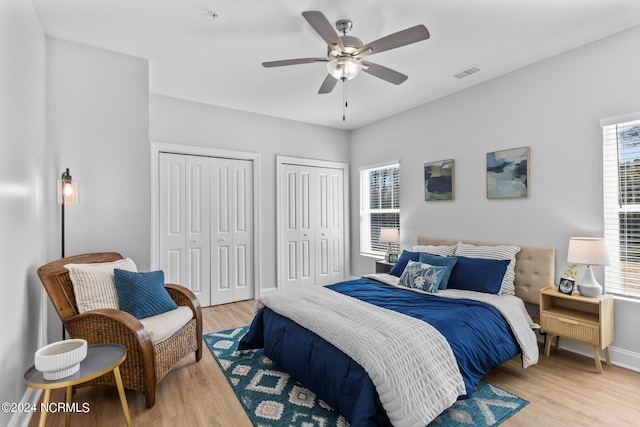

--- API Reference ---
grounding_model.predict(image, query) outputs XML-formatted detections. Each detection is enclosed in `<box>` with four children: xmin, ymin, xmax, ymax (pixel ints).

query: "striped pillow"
<box><xmin>454</xmin><ymin>243</ymin><xmax>521</xmax><ymax>295</ymax></box>
<box><xmin>413</xmin><ymin>245</ymin><xmax>456</xmax><ymax>256</ymax></box>
<box><xmin>66</xmin><ymin>258</ymin><xmax>138</xmax><ymax>313</ymax></box>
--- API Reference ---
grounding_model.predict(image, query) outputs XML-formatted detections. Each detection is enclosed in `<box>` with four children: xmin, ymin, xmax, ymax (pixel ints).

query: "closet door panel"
<box><xmin>159</xmin><ymin>153</ymin><xmax>212</xmax><ymax>305</ymax></box>
<box><xmin>232</xmin><ymin>159</ymin><xmax>253</xmax><ymax>301</ymax></box>
<box><xmin>299</xmin><ymin>167</ymin><xmax>315</xmax><ymax>286</ymax></box>
<box><xmin>185</xmin><ymin>156</ymin><xmax>211</xmax><ymax>306</ymax></box>
<box><xmin>315</xmin><ymin>169</ymin><xmax>331</xmax><ymax>286</ymax></box>
<box><xmin>159</xmin><ymin>153</ymin><xmax>186</xmax><ymax>285</ymax></box>
<box><xmin>329</xmin><ymin>168</ymin><xmax>345</xmax><ymax>282</ymax></box>
<box><xmin>281</xmin><ymin>164</ymin><xmax>301</xmax><ymax>290</ymax></box>
<box><xmin>211</xmin><ymin>158</ymin><xmax>233</xmax><ymax>305</ymax></box>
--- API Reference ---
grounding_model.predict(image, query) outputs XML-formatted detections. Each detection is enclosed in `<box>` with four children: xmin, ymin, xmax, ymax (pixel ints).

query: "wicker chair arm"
<box><xmin>165</xmin><ymin>284</ymin><xmax>202</xmax><ymax>318</ymax></box>
<box><xmin>165</xmin><ymin>284</ymin><xmax>203</xmax><ymax>362</ymax></box>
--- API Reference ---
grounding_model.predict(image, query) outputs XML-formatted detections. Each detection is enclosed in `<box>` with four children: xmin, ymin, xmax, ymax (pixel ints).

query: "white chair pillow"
<box><xmin>66</xmin><ymin>258</ymin><xmax>137</xmax><ymax>313</ymax></box>
<box><xmin>139</xmin><ymin>306</ymin><xmax>193</xmax><ymax>344</ymax></box>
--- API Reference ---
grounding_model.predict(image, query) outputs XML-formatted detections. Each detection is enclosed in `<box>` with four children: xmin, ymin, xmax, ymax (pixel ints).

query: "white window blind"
<box><xmin>603</xmin><ymin>117</ymin><xmax>640</xmax><ymax>299</ymax></box>
<box><xmin>359</xmin><ymin>162</ymin><xmax>400</xmax><ymax>257</ymax></box>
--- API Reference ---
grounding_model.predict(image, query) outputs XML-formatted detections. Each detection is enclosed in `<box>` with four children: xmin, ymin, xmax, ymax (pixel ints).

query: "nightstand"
<box><xmin>539</xmin><ymin>286</ymin><xmax>614</xmax><ymax>373</ymax></box>
<box><xmin>375</xmin><ymin>259</ymin><xmax>394</xmax><ymax>274</ymax></box>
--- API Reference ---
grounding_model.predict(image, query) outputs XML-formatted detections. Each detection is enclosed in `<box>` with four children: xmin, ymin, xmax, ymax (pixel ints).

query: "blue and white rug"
<box><xmin>205</xmin><ymin>326</ymin><xmax>528</xmax><ymax>427</ymax></box>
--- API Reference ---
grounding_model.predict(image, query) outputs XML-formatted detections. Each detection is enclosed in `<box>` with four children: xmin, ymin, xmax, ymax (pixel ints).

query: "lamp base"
<box><xmin>576</xmin><ymin>265</ymin><xmax>602</xmax><ymax>298</ymax></box>
<box><xmin>385</xmin><ymin>244</ymin><xmax>392</xmax><ymax>263</ymax></box>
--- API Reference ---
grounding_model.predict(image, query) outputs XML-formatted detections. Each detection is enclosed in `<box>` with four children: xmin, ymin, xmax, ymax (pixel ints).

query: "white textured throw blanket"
<box><xmin>258</xmin><ymin>286</ymin><xmax>466</xmax><ymax>427</ymax></box>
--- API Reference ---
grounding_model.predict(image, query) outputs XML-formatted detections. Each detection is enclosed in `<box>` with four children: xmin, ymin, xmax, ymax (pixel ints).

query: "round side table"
<box><xmin>24</xmin><ymin>343</ymin><xmax>132</xmax><ymax>427</ymax></box>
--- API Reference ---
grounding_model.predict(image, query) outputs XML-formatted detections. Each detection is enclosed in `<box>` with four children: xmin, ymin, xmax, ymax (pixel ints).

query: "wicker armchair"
<box><xmin>37</xmin><ymin>252</ymin><xmax>202</xmax><ymax>408</ymax></box>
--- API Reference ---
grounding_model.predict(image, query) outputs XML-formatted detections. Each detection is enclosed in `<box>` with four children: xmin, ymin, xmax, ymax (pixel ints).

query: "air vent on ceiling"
<box><xmin>452</xmin><ymin>65</ymin><xmax>481</xmax><ymax>79</ymax></box>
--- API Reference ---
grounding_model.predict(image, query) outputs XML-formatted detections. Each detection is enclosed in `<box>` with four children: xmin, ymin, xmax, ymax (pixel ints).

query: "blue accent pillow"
<box><xmin>446</xmin><ymin>256</ymin><xmax>510</xmax><ymax>294</ymax></box>
<box><xmin>389</xmin><ymin>250</ymin><xmax>421</xmax><ymax>277</ymax></box>
<box><xmin>398</xmin><ymin>260</ymin><xmax>447</xmax><ymax>293</ymax></box>
<box><xmin>418</xmin><ymin>253</ymin><xmax>458</xmax><ymax>290</ymax></box>
<box><xmin>114</xmin><ymin>269</ymin><xmax>178</xmax><ymax>319</ymax></box>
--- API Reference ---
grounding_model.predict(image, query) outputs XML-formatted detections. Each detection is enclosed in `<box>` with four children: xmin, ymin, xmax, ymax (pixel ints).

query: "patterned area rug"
<box><xmin>205</xmin><ymin>327</ymin><xmax>528</xmax><ymax>427</ymax></box>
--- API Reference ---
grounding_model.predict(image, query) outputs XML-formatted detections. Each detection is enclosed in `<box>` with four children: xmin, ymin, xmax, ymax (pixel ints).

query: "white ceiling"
<box><xmin>31</xmin><ymin>0</ymin><xmax>640</xmax><ymax>130</ymax></box>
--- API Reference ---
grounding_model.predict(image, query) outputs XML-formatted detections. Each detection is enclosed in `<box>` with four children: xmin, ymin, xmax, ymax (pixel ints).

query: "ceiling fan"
<box><xmin>262</xmin><ymin>11</ymin><xmax>431</xmax><ymax>95</ymax></box>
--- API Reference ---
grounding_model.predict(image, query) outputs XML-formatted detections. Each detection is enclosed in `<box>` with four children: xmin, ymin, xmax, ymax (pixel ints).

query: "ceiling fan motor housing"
<box><xmin>327</xmin><ymin>35</ymin><xmax>363</xmax><ymax>58</ymax></box>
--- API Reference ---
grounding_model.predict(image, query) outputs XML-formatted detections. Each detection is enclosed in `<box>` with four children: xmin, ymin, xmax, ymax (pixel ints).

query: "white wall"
<box><xmin>149</xmin><ymin>94</ymin><xmax>350</xmax><ymax>292</ymax></box>
<box><xmin>0</xmin><ymin>0</ymin><xmax>46</xmax><ymax>425</ymax></box>
<box><xmin>45</xmin><ymin>39</ymin><xmax>151</xmax><ymax>342</ymax></box>
<box><xmin>350</xmin><ymin>26</ymin><xmax>640</xmax><ymax>367</ymax></box>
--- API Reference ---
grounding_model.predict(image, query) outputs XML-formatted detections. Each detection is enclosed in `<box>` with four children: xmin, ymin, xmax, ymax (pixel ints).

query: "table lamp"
<box><xmin>379</xmin><ymin>228</ymin><xmax>399</xmax><ymax>262</ymax></box>
<box><xmin>567</xmin><ymin>237</ymin><xmax>611</xmax><ymax>297</ymax></box>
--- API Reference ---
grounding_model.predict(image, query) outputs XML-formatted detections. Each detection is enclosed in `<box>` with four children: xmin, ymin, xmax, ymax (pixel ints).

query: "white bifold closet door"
<box><xmin>159</xmin><ymin>153</ymin><xmax>253</xmax><ymax>306</ymax></box>
<box><xmin>210</xmin><ymin>157</ymin><xmax>253</xmax><ymax>305</ymax></box>
<box><xmin>280</xmin><ymin>164</ymin><xmax>344</xmax><ymax>289</ymax></box>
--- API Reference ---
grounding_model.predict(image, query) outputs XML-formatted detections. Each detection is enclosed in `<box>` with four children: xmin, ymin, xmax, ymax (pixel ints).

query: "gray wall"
<box><xmin>45</xmin><ymin>38</ymin><xmax>151</xmax><ymax>344</ymax></box>
<box><xmin>149</xmin><ymin>94</ymin><xmax>351</xmax><ymax>292</ymax></box>
<box><xmin>349</xmin><ymin>25</ymin><xmax>640</xmax><ymax>368</ymax></box>
<box><xmin>0</xmin><ymin>0</ymin><xmax>46</xmax><ymax>424</ymax></box>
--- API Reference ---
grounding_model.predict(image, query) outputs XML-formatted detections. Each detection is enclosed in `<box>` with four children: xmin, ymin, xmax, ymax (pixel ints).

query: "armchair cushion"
<box><xmin>66</xmin><ymin>258</ymin><xmax>137</xmax><ymax>313</ymax></box>
<box><xmin>114</xmin><ymin>269</ymin><xmax>178</xmax><ymax>319</ymax></box>
<box><xmin>139</xmin><ymin>306</ymin><xmax>194</xmax><ymax>344</ymax></box>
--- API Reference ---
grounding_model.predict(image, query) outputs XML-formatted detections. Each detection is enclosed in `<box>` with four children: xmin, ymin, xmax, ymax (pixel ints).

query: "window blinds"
<box><xmin>359</xmin><ymin>162</ymin><xmax>400</xmax><ymax>257</ymax></box>
<box><xmin>603</xmin><ymin>118</ymin><xmax>640</xmax><ymax>298</ymax></box>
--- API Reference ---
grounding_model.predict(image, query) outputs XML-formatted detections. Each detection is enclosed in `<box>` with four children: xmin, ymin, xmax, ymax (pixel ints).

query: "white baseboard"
<box><xmin>7</xmin><ymin>387</ymin><xmax>40</xmax><ymax>427</ymax></box>
<box><xmin>537</xmin><ymin>332</ymin><xmax>640</xmax><ymax>373</ymax></box>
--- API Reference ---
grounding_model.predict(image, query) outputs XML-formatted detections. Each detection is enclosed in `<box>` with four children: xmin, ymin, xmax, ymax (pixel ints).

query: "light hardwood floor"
<box><xmin>29</xmin><ymin>300</ymin><xmax>640</xmax><ymax>427</ymax></box>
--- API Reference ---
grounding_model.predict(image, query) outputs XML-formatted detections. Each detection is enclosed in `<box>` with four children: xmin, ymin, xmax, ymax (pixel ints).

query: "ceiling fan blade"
<box><xmin>262</xmin><ymin>58</ymin><xmax>328</xmax><ymax>68</ymax></box>
<box><xmin>362</xmin><ymin>61</ymin><xmax>408</xmax><ymax>85</ymax></box>
<box><xmin>318</xmin><ymin>75</ymin><xmax>338</xmax><ymax>94</ymax></box>
<box><xmin>356</xmin><ymin>25</ymin><xmax>430</xmax><ymax>58</ymax></box>
<box><xmin>302</xmin><ymin>11</ymin><xmax>345</xmax><ymax>52</ymax></box>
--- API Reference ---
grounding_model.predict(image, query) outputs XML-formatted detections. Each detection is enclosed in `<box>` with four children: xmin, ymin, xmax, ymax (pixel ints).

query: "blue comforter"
<box><xmin>238</xmin><ymin>278</ymin><xmax>520</xmax><ymax>426</ymax></box>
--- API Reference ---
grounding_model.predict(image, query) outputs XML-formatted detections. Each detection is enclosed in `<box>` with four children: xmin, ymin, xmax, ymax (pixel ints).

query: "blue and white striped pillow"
<box><xmin>454</xmin><ymin>243</ymin><xmax>521</xmax><ymax>295</ymax></box>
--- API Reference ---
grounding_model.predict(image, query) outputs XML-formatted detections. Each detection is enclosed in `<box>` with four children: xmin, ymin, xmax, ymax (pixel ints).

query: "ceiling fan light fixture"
<box><xmin>327</xmin><ymin>57</ymin><xmax>362</xmax><ymax>80</ymax></box>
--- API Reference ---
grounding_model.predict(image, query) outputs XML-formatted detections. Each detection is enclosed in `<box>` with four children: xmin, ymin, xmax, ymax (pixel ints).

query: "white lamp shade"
<box><xmin>567</xmin><ymin>237</ymin><xmax>611</xmax><ymax>266</ymax></box>
<box><xmin>379</xmin><ymin>228</ymin><xmax>399</xmax><ymax>243</ymax></box>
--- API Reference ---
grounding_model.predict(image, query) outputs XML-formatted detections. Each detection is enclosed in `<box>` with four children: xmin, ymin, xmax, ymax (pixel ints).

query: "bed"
<box><xmin>239</xmin><ymin>237</ymin><xmax>555</xmax><ymax>427</ymax></box>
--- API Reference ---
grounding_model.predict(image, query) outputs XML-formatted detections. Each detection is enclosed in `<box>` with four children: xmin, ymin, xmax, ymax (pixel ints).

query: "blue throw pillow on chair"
<box><xmin>114</xmin><ymin>269</ymin><xmax>178</xmax><ymax>319</ymax></box>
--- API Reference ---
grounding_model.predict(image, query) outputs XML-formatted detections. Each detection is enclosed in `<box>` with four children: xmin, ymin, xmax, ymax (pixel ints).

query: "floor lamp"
<box><xmin>57</xmin><ymin>168</ymin><xmax>78</xmax><ymax>339</ymax></box>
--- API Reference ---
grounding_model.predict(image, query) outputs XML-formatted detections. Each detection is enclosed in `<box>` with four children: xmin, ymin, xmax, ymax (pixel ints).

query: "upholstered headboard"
<box><xmin>416</xmin><ymin>237</ymin><xmax>555</xmax><ymax>305</ymax></box>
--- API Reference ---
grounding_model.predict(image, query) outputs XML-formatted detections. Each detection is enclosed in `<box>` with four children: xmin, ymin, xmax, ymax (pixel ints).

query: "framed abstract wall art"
<box><xmin>486</xmin><ymin>147</ymin><xmax>529</xmax><ymax>199</ymax></box>
<box><xmin>424</xmin><ymin>159</ymin><xmax>454</xmax><ymax>201</ymax></box>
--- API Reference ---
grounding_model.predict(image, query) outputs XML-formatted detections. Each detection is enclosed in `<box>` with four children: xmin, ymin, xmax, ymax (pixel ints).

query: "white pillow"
<box><xmin>454</xmin><ymin>242</ymin><xmax>521</xmax><ymax>295</ymax></box>
<box><xmin>413</xmin><ymin>245</ymin><xmax>456</xmax><ymax>256</ymax></box>
<box><xmin>66</xmin><ymin>258</ymin><xmax>138</xmax><ymax>313</ymax></box>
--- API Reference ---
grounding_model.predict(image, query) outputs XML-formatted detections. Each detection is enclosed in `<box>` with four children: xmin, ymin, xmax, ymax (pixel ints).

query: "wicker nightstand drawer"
<box><xmin>541</xmin><ymin>312</ymin><xmax>599</xmax><ymax>346</ymax></box>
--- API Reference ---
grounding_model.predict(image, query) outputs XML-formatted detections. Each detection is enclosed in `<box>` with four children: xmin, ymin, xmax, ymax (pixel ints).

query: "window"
<box><xmin>603</xmin><ymin>116</ymin><xmax>640</xmax><ymax>298</ymax></box>
<box><xmin>359</xmin><ymin>162</ymin><xmax>400</xmax><ymax>257</ymax></box>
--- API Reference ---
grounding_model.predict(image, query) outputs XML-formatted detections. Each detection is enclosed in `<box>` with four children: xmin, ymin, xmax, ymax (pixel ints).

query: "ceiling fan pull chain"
<box><xmin>342</xmin><ymin>78</ymin><xmax>347</xmax><ymax>121</ymax></box>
